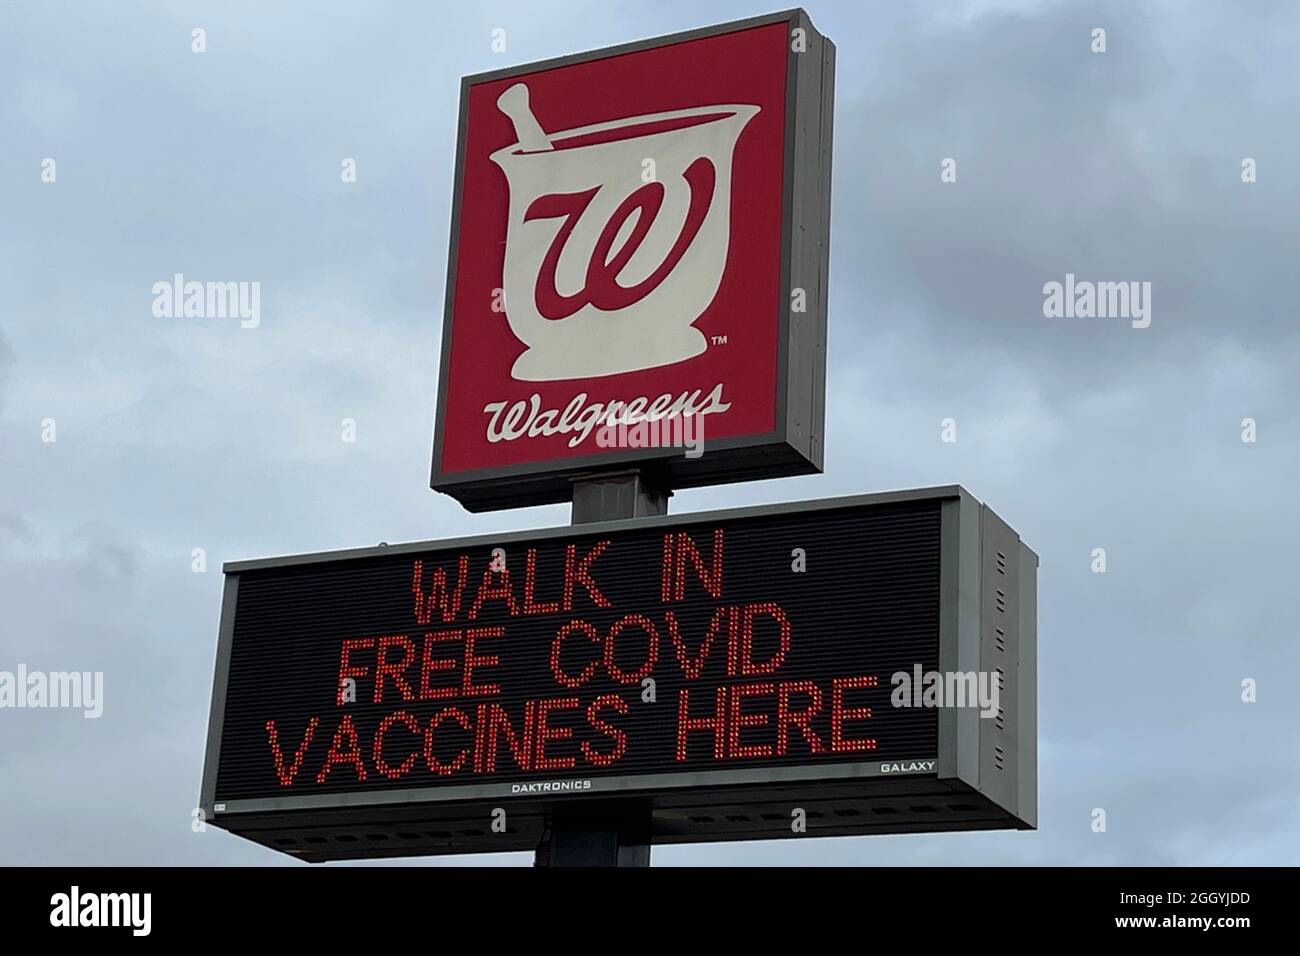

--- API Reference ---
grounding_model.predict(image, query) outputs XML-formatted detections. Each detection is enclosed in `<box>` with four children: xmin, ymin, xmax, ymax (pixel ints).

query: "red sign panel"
<box><xmin>431</xmin><ymin>12</ymin><xmax>834</xmax><ymax>510</ymax></box>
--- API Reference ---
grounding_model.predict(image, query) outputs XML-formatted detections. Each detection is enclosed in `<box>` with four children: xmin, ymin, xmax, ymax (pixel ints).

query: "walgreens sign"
<box><xmin>431</xmin><ymin>11</ymin><xmax>835</xmax><ymax>511</ymax></box>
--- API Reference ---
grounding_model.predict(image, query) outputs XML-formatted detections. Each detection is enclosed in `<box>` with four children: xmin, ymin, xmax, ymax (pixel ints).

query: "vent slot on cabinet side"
<box><xmin>979</xmin><ymin>506</ymin><xmax>1020</xmax><ymax>810</ymax></box>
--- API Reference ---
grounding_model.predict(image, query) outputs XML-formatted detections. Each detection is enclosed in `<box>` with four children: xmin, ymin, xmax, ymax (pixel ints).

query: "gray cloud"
<box><xmin>0</xmin><ymin>328</ymin><xmax>13</xmax><ymax>413</ymax></box>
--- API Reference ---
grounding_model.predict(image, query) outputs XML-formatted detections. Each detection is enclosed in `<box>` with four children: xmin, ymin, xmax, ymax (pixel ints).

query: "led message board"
<box><xmin>430</xmin><ymin>9</ymin><xmax>835</xmax><ymax>511</ymax></box>
<box><xmin>200</xmin><ymin>487</ymin><xmax>1036</xmax><ymax>861</ymax></box>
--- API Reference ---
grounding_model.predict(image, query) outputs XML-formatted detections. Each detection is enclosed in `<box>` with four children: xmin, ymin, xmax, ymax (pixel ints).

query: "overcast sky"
<box><xmin>2</xmin><ymin>0</ymin><xmax>1297</xmax><ymax>866</ymax></box>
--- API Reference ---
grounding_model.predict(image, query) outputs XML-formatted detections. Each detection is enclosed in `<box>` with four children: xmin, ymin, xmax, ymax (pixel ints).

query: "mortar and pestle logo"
<box><xmin>490</xmin><ymin>83</ymin><xmax>759</xmax><ymax>381</ymax></box>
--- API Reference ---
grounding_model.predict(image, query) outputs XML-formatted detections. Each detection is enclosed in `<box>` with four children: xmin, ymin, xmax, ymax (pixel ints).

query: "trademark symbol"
<box><xmin>711</xmin><ymin>334</ymin><xmax>728</xmax><ymax>346</ymax></box>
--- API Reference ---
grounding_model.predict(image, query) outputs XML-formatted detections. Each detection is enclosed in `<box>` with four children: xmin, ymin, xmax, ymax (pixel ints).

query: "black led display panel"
<box><xmin>215</xmin><ymin>500</ymin><xmax>939</xmax><ymax>800</ymax></box>
<box><xmin>200</xmin><ymin>488</ymin><xmax>1037</xmax><ymax>861</ymax></box>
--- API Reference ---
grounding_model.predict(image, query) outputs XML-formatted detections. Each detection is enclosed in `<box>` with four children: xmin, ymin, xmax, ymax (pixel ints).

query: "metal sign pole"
<box><xmin>534</xmin><ymin>469</ymin><xmax>668</xmax><ymax>867</ymax></box>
